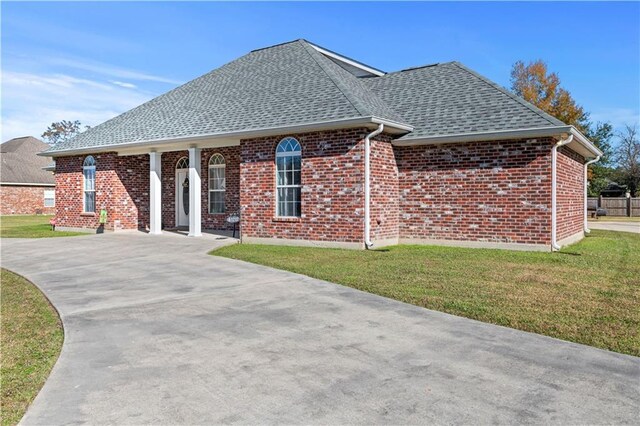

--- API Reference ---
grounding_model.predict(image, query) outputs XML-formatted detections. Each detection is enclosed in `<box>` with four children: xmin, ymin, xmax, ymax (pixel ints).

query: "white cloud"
<box><xmin>590</xmin><ymin>107</ymin><xmax>640</xmax><ymax>131</ymax></box>
<box><xmin>1</xmin><ymin>71</ymin><xmax>155</xmax><ymax>142</ymax></box>
<box><xmin>110</xmin><ymin>80</ymin><xmax>137</xmax><ymax>89</ymax></box>
<box><xmin>50</xmin><ymin>57</ymin><xmax>182</xmax><ymax>85</ymax></box>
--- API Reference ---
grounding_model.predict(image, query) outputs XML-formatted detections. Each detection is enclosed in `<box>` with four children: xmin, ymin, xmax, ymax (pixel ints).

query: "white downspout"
<box><xmin>584</xmin><ymin>155</ymin><xmax>601</xmax><ymax>234</ymax></box>
<box><xmin>364</xmin><ymin>123</ymin><xmax>384</xmax><ymax>249</ymax></box>
<box><xmin>551</xmin><ymin>134</ymin><xmax>574</xmax><ymax>251</ymax></box>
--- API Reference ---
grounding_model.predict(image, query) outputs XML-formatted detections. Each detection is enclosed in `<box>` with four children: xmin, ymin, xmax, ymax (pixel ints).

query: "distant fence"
<box><xmin>587</xmin><ymin>196</ymin><xmax>640</xmax><ymax>217</ymax></box>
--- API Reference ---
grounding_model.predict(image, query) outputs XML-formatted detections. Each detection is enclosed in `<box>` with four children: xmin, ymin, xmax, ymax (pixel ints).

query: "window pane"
<box><xmin>85</xmin><ymin>192</ymin><xmax>95</xmax><ymax>212</ymax></box>
<box><xmin>209</xmin><ymin>191</ymin><xmax>225</xmax><ymax>213</ymax></box>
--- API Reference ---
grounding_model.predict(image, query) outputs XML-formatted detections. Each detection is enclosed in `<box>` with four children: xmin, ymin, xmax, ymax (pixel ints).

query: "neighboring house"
<box><xmin>42</xmin><ymin>39</ymin><xmax>602</xmax><ymax>251</ymax></box>
<box><xmin>1</xmin><ymin>136</ymin><xmax>55</xmax><ymax>215</ymax></box>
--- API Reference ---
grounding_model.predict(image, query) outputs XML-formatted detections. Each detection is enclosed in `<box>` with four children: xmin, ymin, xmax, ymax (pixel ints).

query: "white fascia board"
<box><xmin>570</xmin><ymin>127</ymin><xmax>603</xmax><ymax>158</ymax></box>
<box><xmin>394</xmin><ymin>125</ymin><xmax>603</xmax><ymax>158</ymax></box>
<box><xmin>40</xmin><ymin>116</ymin><xmax>412</xmax><ymax>158</ymax></box>
<box><xmin>307</xmin><ymin>43</ymin><xmax>386</xmax><ymax>77</ymax></box>
<box><xmin>1</xmin><ymin>182</ymin><xmax>55</xmax><ymax>187</ymax></box>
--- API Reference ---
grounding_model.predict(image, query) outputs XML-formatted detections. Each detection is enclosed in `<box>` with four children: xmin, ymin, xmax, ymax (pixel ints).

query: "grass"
<box><xmin>212</xmin><ymin>230</ymin><xmax>640</xmax><ymax>356</ymax></box>
<box><xmin>589</xmin><ymin>216</ymin><xmax>640</xmax><ymax>222</ymax></box>
<box><xmin>1</xmin><ymin>269</ymin><xmax>63</xmax><ymax>426</ymax></box>
<box><xmin>0</xmin><ymin>215</ymin><xmax>85</xmax><ymax>238</ymax></box>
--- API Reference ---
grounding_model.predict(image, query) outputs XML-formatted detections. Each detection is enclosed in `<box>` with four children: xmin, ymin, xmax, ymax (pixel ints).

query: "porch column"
<box><xmin>149</xmin><ymin>151</ymin><xmax>162</xmax><ymax>235</ymax></box>
<box><xmin>188</xmin><ymin>146</ymin><xmax>202</xmax><ymax>237</ymax></box>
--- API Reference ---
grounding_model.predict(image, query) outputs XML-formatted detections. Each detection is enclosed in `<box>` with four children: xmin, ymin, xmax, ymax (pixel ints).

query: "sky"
<box><xmin>2</xmin><ymin>1</ymin><xmax>639</xmax><ymax>142</ymax></box>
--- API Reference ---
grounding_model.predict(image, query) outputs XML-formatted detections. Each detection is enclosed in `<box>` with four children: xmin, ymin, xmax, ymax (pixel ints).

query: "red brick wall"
<box><xmin>161</xmin><ymin>147</ymin><xmax>240</xmax><ymax>230</ymax></box>
<box><xmin>0</xmin><ymin>185</ymin><xmax>55</xmax><ymax>215</ymax></box>
<box><xmin>55</xmin><ymin>153</ymin><xmax>149</xmax><ymax>231</ymax></box>
<box><xmin>556</xmin><ymin>146</ymin><xmax>585</xmax><ymax>240</ymax></box>
<box><xmin>369</xmin><ymin>135</ymin><xmax>399</xmax><ymax>243</ymax></box>
<box><xmin>395</xmin><ymin>138</ymin><xmax>554</xmax><ymax>245</ymax></box>
<box><xmin>240</xmin><ymin>129</ymin><xmax>368</xmax><ymax>243</ymax></box>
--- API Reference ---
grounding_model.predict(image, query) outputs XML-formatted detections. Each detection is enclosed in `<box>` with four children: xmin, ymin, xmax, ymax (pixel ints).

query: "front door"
<box><xmin>176</xmin><ymin>169</ymin><xmax>189</xmax><ymax>227</ymax></box>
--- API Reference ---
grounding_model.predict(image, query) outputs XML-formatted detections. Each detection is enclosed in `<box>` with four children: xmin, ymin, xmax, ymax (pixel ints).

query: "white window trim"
<box><xmin>208</xmin><ymin>153</ymin><xmax>226</xmax><ymax>214</ymax></box>
<box><xmin>275</xmin><ymin>137</ymin><xmax>302</xmax><ymax>218</ymax></box>
<box><xmin>83</xmin><ymin>156</ymin><xmax>96</xmax><ymax>213</ymax></box>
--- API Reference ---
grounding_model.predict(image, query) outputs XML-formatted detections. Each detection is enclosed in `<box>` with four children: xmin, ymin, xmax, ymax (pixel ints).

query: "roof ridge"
<box><xmin>298</xmin><ymin>40</ymin><xmax>370</xmax><ymax>117</ymax></box>
<box><xmin>450</xmin><ymin>62</ymin><xmax>565</xmax><ymax>127</ymax></box>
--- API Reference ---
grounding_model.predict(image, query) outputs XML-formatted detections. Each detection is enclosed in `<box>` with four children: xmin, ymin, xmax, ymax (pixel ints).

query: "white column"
<box><xmin>188</xmin><ymin>146</ymin><xmax>202</xmax><ymax>237</ymax></box>
<box><xmin>149</xmin><ymin>151</ymin><xmax>162</xmax><ymax>235</ymax></box>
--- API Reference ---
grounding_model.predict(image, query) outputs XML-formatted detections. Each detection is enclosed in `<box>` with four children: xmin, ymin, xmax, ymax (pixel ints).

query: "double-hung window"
<box><xmin>275</xmin><ymin>137</ymin><xmax>302</xmax><ymax>217</ymax></box>
<box><xmin>208</xmin><ymin>153</ymin><xmax>225</xmax><ymax>214</ymax></box>
<box><xmin>83</xmin><ymin>156</ymin><xmax>96</xmax><ymax>213</ymax></box>
<box><xmin>44</xmin><ymin>189</ymin><xmax>55</xmax><ymax>207</ymax></box>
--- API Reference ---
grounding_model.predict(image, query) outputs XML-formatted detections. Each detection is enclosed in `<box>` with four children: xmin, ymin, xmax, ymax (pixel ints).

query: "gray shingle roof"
<box><xmin>47</xmin><ymin>40</ymin><xmax>405</xmax><ymax>153</ymax></box>
<box><xmin>44</xmin><ymin>40</ymin><xmax>569</xmax><ymax>154</ymax></box>
<box><xmin>364</xmin><ymin>62</ymin><xmax>564</xmax><ymax>140</ymax></box>
<box><xmin>1</xmin><ymin>137</ymin><xmax>55</xmax><ymax>184</ymax></box>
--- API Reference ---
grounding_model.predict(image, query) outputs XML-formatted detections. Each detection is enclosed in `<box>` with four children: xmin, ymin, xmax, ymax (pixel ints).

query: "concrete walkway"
<box><xmin>1</xmin><ymin>232</ymin><xmax>638</xmax><ymax>425</ymax></box>
<box><xmin>588</xmin><ymin>221</ymin><xmax>640</xmax><ymax>234</ymax></box>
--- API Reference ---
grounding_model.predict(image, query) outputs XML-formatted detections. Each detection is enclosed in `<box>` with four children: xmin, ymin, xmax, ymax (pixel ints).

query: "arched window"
<box><xmin>208</xmin><ymin>153</ymin><xmax>225</xmax><ymax>214</ymax></box>
<box><xmin>176</xmin><ymin>157</ymin><xmax>189</xmax><ymax>169</ymax></box>
<box><xmin>276</xmin><ymin>137</ymin><xmax>301</xmax><ymax>217</ymax></box>
<box><xmin>83</xmin><ymin>156</ymin><xmax>96</xmax><ymax>213</ymax></box>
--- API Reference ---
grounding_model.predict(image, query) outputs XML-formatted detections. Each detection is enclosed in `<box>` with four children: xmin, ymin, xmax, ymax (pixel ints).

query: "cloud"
<box><xmin>110</xmin><ymin>80</ymin><xmax>137</xmax><ymax>89</ymax></box>
<box><xmin>50</xmin><ymin>57</ymin><xmax>182</xmax><ymax>85</ymax></box>
<box><xmin>590</xmin><ymin>107</ymin><xmax>640</xmax><ymax>131</ymax></box>
<box><xmin>1</xmin><ymin>71</ymin><xmax>155</xmax><ymax>142</ymax></box>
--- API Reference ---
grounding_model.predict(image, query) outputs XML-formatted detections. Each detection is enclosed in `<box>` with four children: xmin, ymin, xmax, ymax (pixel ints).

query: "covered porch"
<box><xmin>142</xmin><ymin>143</ymin><xmax>241</xmax><ymax>238</ymax></box>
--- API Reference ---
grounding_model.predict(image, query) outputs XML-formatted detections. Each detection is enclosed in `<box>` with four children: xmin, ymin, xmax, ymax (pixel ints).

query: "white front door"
<box><xmin>176</xmin><ymin>169</ymin><xmax>189</xmax><ymax>227</ymax></box>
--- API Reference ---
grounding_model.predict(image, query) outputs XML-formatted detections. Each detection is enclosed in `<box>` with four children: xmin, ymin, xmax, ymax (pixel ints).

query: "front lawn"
<box><xmin>0</xmin><ymin>215</ymin><xmax>84</xmax><ymax>238</ymax></box>
<box><xmin>1</xmin><ymin>269</ymin><xmax>63</xmax><ymax>426</ymax></box>
<box><xmin>212</xmin><ymin>230</ymin><xmax>640</xmax><ymax>356</ymax></box>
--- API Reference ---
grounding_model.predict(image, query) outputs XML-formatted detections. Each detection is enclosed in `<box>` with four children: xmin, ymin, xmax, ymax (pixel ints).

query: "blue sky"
<box><xmin>2</xmin><ymin>1</ymin><xmax>639</xmax><ymax>142</ymax></box>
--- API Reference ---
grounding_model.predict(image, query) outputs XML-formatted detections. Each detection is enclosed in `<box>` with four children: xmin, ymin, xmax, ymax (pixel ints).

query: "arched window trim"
<box><xmin>275</xmin><ymin>137</ymin><xmax>302</xmax><ymax>217</ymax></box>
<box><xmin>208</xmin><ymin>153</ymin><xmax>226</xmax><ymax>214</ymax></box>
<box><xmin>83</xmin><ymin>155</ymin><xmax>96</xmax><ymax>213</ymax></box>
<box><xmin>176</xmin><ymin>156</ymin><xmax>189</xmax><ymax>169</ymax></box>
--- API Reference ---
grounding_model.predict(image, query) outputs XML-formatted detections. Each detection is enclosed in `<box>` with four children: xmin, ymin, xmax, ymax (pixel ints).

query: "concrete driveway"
<box><xmin>588</xmin><ymin>221</ymin><xmax>640</xmax><ymax>234</ymax></box>
<box><xmin>1</xmin><ymin>232</ymin><xmax>638</xmax><ymax>425</ymax></box>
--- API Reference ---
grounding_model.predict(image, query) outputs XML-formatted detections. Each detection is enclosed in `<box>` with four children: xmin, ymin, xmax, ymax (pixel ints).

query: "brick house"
<box><xmin>1</xmin><ymin>136</ymin><xmax>56</xmax><ymax>215</ymax></box>
<box><xmin>43</xmin><ymin>40</ymin><xmax>602</xmax><ymax>251</ymax></box>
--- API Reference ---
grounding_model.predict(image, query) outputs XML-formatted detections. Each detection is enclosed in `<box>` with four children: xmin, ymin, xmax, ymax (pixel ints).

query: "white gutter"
<box><xmin>0</xmin><ymin>182</ymin><xmax>55</xmax><ymax>187</ymax></box>
<box><xmin>39</xmin><ymin>116</ymin><xmax>413</xmax><ymax>158</ymax></box>
<box><xmin>551</xmin><ymin>134</ymin><xmax>574</xmax><ymax>251</ymax></box>
<box><xmin>364</xmin><ymin>123</ymin><xmax>384</xmax><ymax>249</ymax></box>
<box><xmin>583</xmin><ymin>155</ymin><xmax>601</xmax><ymax>234</ymax></box>
<box><xmin>393</xmin><ymin>125</ymin><xmax>602</xmax><ymax>159</ymax></box>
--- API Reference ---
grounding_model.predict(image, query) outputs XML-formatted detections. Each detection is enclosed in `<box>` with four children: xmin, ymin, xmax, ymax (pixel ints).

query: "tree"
<box><xmin>613</xmin><ymin>125</ymin><xmax>640</xmax><ymax>196</ymax></box>
<box><xmin>510</xmin><ymin>60</ymin><xmax>589</xmax><ymax>133</ymax></box>
<box><xmin>42</xmin><ymin>120</ymin><xmax>88</xmax><ymax>145</ymax></box>
<box><xmin>584</xmin><ymin>122</ymin><xmax>615</xmax><ymax>196</ymax></box>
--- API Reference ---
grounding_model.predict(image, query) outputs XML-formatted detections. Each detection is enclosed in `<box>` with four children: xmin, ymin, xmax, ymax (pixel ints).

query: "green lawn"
<box><xmin>1</xmin><ymin>269</ymin><xmax>63</xmax><ymax>426</ymax></box>
<box><xmin>212</xmin><ymin>230</ymin><xmax>640</xmax><ymax>356</ymax></box>
<box><xmin>0</xmin><ymin>215</ymin><xmax>84</xmax><ymax>238</ymax></box>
